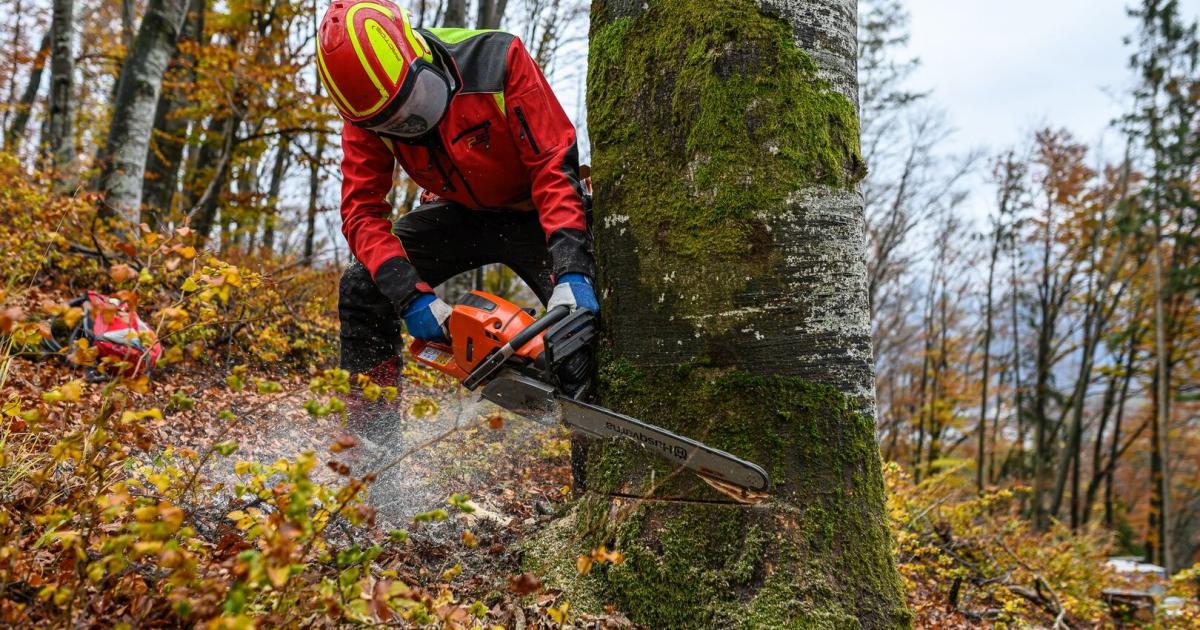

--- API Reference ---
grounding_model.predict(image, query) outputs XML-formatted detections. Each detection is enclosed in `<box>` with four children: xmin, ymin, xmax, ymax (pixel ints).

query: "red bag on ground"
<box><xmin>47</xmin><ymin>291</ymin><xmax>163</xmax><ymax>378</ymax></box>
<box><xmin>84</xmin><ymin>291</ymin><xmax>162</xmax><ymax>376</ymax></box>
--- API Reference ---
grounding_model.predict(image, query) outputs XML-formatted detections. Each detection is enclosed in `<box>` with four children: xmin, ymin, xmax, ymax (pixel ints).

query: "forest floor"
<box><xmin>6</xmin><ymin>352</ymin><xmax>638</xmax><ymax>628</ymax></box>
<box><xmin>10</xmin><ymin>352</ymin><xmax>1149</xmax><ymax>629</ymax></box>
<box><xmin>136</xmin><ymin>365</ymin><xmax>981</xmax><ymax>629</ymax></box>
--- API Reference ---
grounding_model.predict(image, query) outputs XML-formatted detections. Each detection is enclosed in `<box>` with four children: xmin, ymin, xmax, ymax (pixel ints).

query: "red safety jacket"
<box><xmin>338</xmin><ymin>28</ymin><xmax>593</xmax><ymax>296</ymax></box>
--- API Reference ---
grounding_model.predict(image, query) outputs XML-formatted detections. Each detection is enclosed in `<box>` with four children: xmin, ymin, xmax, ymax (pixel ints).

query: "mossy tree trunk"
<box><xmin>539</xmin><ymin>0</ymin><xmax>909</xmax><ymax>626</ymax></box>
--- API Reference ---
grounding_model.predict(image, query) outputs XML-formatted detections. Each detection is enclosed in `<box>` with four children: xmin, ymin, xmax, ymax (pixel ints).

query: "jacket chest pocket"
<box><xmin>451</xmin><ymin>120</ymin><xmax>493</xmax><ymax>152</ymax></box>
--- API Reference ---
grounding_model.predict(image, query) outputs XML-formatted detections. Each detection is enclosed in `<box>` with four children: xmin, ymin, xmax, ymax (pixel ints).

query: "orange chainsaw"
<box><xmin>409</xmin><ymin>291</ymin><xmax>770</xmax><ymax>493</ymax></box>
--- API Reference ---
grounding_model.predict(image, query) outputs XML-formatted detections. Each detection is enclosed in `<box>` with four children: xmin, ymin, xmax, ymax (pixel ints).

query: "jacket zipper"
<box><xmin>513</xmin><ymin>106</ymin><xmax>541</xmax><ymax>155</ymax></box>
<box><xmin>451</xmin><ymin>120</ymin><xmax>491</xmax><ymax>145</ymax></box>
<box><xmin>395</xmin><ymin>130</ymin><xmax>486</xmax><ymax>207</ymax></box>
<box><xmin>430</xmin><ymin>133</ymin><xmax>485</xmax><ymax>207</ymax></box>
<box><xmin>425</xmin><ymin>144</ymin><xmax>456</xmax><ymax>194</ymax></box>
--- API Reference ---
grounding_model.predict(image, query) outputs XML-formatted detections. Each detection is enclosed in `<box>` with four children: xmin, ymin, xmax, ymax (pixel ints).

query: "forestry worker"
<box><xmin>315</xmin><ymin>0</ymin><xmax>598</xmax><ymax>388</ymax></box>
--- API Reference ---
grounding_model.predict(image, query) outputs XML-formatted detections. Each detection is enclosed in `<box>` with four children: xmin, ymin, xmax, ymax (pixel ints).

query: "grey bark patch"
<box><xmin>756</xmin><ymin>0</ymin><xmax>859</xmax><ymax>107</ymax></box>
<box><xmin>100</xmin><ymin>0</ymin><xmax>189</xmax><ymax>220</ymax></box>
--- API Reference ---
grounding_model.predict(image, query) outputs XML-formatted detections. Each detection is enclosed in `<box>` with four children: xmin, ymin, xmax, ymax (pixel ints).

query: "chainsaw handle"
<box><xmin>508</xmin><ymin>305</ymin><xmax>570</xmax><ymax>352</ymax></box>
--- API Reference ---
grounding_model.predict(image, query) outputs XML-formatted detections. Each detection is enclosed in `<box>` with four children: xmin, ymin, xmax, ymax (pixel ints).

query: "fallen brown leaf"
<box><xmin>508</xmin><ymin>572</ymin><xmax>542</xmax><ymax>595</ymax></box>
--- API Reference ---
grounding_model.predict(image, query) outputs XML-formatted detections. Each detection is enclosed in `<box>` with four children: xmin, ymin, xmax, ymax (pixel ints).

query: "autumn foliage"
<box><xmin>0</xmin><ymin>0</ymin><xmax>1197</xmax><ymax>625</ymax></box>
<box><xmin>0</xmin><ymin>156</ymin><xmax>626</xmax><ymax>627</ymax></box>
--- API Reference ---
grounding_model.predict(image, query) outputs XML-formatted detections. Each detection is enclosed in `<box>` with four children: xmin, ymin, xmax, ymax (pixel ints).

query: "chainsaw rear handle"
<box><xmin>462</xmin><ymin>305</ymin><xmax>570</xmax><ymax>390</ymax></box>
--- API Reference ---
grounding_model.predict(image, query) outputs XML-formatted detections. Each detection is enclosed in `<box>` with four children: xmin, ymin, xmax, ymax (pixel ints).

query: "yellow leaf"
<box><xmin>133</xmin><ymin>541</ymin><xmax>163</xmax><ymax>556</ymax></box>
<box><xmin>67</xmin><ymin>339</ymin><xmax>98</xmax><ymax>366</ymax></box>
<box><xmin>223</xmin><ymin>267</ymin><xmax>242</xmax><ymax>288</ymax></box>
<box><xmin>44</xmin><ymin>379</ymin><xmax>84</xmax><ymax>403</ymax></box>
<box><xmin>267</xmin><ymin>563</ymin><xmax>290</xmax><ymax>588</ymax></box>
<box><xmin>62</xmin><ymin>306</ymin><xmax>83</xmax><ymax>328</ymax></box>
<box><xmin>87</xmin><ymin>561</ymin><xmax>106</xmax><ymax>583</ymax></box>
<box><xmin>132</xmin><ymin>506</ymin><xmax>158</xmax><ymax>522</ymax></box>
<box><xmin>576</xmin><ymin>555</ymin><xmax>593</xmax><ymax>576</ymax></box>
<box><xmin>411</xmin><ymin>397</ymin><xmax>438</xmax><ymax>418</ymax></box>
<box><xmin>122</xmin><ymin>376</ymin><xmax>150</xmax><ymax>394</ymax></box>
<box><xmin>547</xmin><ymin>602</ymin><xmax>569</xmax><ymax>623</ymax></box>
<box><xmin>160</xmin><ymin>346</ymin><xmax>184</xmax><ymax>365</ymax></box>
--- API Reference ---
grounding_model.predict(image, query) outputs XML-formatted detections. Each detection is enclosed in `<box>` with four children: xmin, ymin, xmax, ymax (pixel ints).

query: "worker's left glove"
<box><xmin>402</xmin><ymin>293</ymin><xmax>452</xmax><ymax>343</ymax></box>
<box><xmin>547</xmin><ymin>273</ymin><xmax>599</xmax><ymax>313</ymax></box>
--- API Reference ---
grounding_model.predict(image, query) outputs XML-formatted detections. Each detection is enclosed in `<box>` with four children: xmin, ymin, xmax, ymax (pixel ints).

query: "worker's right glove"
<box><xmin>402</xmin><ymin>292</ymin><xmax>452</xmax><ymax>344</ymax></box>
<box><xmin>374</xmin><ymin>258</ymin><xmax>451</xmax><ymax>344</ymax></box>
<box><xmin>547</xmin><ymin>273</ymin><xmax>599</xmax><ymax>313</ymax></box>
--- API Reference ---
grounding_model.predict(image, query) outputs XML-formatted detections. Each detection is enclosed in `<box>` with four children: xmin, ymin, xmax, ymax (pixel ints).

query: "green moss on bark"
<box><xmin>523</xmin><ymin>364</ymin><xmax>909</xmax><ymax>627</ymax></box>
<box><xmin>588</xmin><ymin>0</ymin><xmax>864</xmax><ymax>329</ymax></box>
<box><xmin>528</xmin><ymin>0</ymin><xmax>910</xmax><ymax>626</ymax></box>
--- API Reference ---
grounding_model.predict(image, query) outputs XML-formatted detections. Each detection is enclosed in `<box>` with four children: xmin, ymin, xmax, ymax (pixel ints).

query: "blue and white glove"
<box><xmin>402</xmin><ymin>293</ymin><xmax>452</xmax><ymax>343</ymax></box>
<box><xmin>547</xmin><ymin>273</ymin><xmax>599</xmax><ymax>313</ymax></box>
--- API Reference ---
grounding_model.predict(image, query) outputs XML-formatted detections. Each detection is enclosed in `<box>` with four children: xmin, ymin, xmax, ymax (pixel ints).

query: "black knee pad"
<box><xmin>338</xmin><ymin>262</ymin><xmax>378</xmax><ymax>309</ymax></box>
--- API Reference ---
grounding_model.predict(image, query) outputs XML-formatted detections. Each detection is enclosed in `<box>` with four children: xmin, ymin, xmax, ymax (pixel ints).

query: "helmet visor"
<box><xmin>364</xmin><ymin>65</ymin><xmax>451</xmax><ymax>137</ymax></box>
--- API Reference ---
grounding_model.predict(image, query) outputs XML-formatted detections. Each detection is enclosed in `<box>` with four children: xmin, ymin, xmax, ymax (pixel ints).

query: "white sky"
<box><xmin>903</xmin><ymin>0</ymin><xmax>1200</xmax><ymax>188</ymax></box>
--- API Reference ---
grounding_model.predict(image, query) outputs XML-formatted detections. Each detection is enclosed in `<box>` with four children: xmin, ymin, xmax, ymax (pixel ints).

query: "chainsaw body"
<box><xmin>407</xmin><ymin>291</ymin><xmax>770</xmax><ymax>496</ymax></box>
<box><xmin>409</xmin><ymin>292</ymin><xmax>544</xmax><ymax>381</ymax></box>
<box><xmin>408</xmin><ymin>291</ymin><xmax>595</xmax><ymax>397</ymax></box>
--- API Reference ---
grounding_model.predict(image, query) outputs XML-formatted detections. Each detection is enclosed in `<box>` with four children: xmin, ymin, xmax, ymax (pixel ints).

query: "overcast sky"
<box><xmin>903</xmin><ymin>0</ymin><xmax>1200</xmax><ymax>175</ymax></box>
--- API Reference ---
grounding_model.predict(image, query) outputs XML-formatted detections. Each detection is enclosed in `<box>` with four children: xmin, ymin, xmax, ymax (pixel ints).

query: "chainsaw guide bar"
<box><xmin>408</xmin><ymin>291</ymin><xmax>772</xmax><ymax>495</ymax></box>
<box><xmin>481</xmin><ymin>372</ymin><xmax>771</xmax><ymax>494</ymax></box>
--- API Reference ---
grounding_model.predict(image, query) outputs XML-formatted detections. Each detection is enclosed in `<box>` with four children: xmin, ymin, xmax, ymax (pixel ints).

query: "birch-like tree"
<box><xmin>141</xmin><ymin>0</ymin><xmax>206</xmax><ymax>227</ymax></box>
<box><xmin>98</xmin><ymin>0</ymin><xmax>189</xmax><ymax>221</ymax></box>
<box><xmin>44</xmin><ymin>0</ymin><xmax>75</xmax><ymax>187</ymax></box>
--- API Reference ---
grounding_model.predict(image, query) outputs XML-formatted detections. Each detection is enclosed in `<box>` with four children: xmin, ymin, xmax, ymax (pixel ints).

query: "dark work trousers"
<box><xmin>339</xmin><ymin>200</ymin><xmax>593</xmax><ymax>490</ymax></box>
<box><xmin>338</xmin><ymin>201</ymin><xmax>556</xmax><ymax>375</ymax></box>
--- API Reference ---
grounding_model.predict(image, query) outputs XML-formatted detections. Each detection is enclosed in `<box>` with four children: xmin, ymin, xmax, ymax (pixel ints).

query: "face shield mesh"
<box><xmin>369</xmin><ymin>66</ymin><xmax>451</xmax><ymax>137</ymax></box>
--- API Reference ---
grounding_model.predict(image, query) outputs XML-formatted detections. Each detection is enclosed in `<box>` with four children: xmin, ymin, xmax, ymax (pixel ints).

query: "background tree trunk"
<box><xmin>476</xmin><ymin>0</ymin><xmax>508</xmax><ymax>29</ymax></box>
<box><xmin>186</xmin><ymin>114</ymin><xmax>238</xmax><ymax>243</ymax></box>
<box><xmin>45</xmin><ymin>0</ymin><xmax>76</xmax><ymax>188</ymax></box>
<box><xmin>441</xmin><ymin>0</ymin><xmax>467</xmax><ymax>28</ymax></box>
<box><xmin>303</xmin><ymin>131</ymin><xmax>325</xmax><ymax>263</ymax></box>
<box><xmin>142</xmin><ymin>0</ymin><xmax>207</xmax><ymax>227</ymax></box>
<box><xmin>122</xmin><ymin>0</ymin><xmax>136</xmax><ymax>50</ymax></box>
<box><xmin>529</xmin><ymin>0</ymin><xmax>909</xmax><ymax>626</ymax></box>
<box><xmin>0</xmin><ymin>0</ymin><xmax>25</xmax><ymax>142</ymax></box>
<box><xmin>261</xmin><ymin>136</ymin><xmax>289</xmax><ymax>255</ymax></box>
<box><xmin>98</xmin><ymin>0</ymin><xmax>189</xmax><ymax>221</ymax></box>
<box><xmin>3</xmin><ymin>30</ymin><xmax>49</xmax><ymax>151</ymax></box>
<box><xmin>977</xmin><ymin>214</ymin><xmax>1000</xmax><ymax>492</ymax></box>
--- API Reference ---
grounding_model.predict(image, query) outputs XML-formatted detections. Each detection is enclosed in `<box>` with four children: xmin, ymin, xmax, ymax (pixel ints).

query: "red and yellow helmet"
<box><xmin>317</xmin><ymin>0</ymin><xmax>448</xmax><ymax>133</ymax></box>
